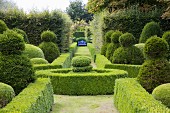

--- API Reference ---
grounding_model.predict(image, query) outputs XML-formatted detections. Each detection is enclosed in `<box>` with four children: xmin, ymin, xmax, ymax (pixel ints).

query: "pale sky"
<box><xmin>12</xmin><ymin>0</ymin><xmax>88</xmax><ymax>12</ymax></box>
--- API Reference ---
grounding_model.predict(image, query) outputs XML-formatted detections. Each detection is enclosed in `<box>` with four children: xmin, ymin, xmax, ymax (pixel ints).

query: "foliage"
<box><xmin>72</xmin><ymin>65</ymin><xmax>93</xmax><ymax>72</ymax></box>
<box><xmin>39</xmin><ymin>42</ymin><xmax>60</xmax><ymax>63</ymax></box>
<box><xmin>0</xmin><ymin>78</ymin><xmax>54</xmax><ymax>113</ymax></box>
<box><xmin>152</xmin><ymin>83</ymin><xmax>170</xmax><ymax>108</ymax></box>
<box><xmin>95</xmin><ymin>54</ymin><xmax>111</xmax><ymax>68</ymax></box>
<box><xmin>41</xmin><ymin>30</ymin><xmax>57</xmax><ymax>42</ymax></box>
<box><xmin>119</xmin><ymin>33</ymin><xmax>135</xmax><ymax>47</ymax></box>
<box><xmin>0</xmin><ymin>19</ymin><xmax>8</xmax><ymax>34</ymax></box>
<box><xmin>100</xmin><ymin>43</ymin><xmax>108</xmax><ymax>56</ymax></box>
<box><xmin>13</xmin><ymin>28</ymin><xmax>29</xmax><ymax>43</ymax></box>
<box><xmin>114</xmin><ymin>78</ymin><xmax>170</xmax><ymax>113</ymax></box>
<box><xmin>105</xmin><ymin>30</ymin><xmax>114</xmax><ymax>43</ymax></box>
<box><xmin>162</xmin><ymin>31</ymin><xmax>170</xmax><ymax>60</ymax></box>
<box><xmin>36</xmin><ymin>68</ymin><xmax>128</xmax><ymax>95</ymax></box>
<box><xmin>30</xmin><ymin>58</ymin><xmax>48</xmax><ymax>65</ymax></box>
<box><xmin>23</xmin><ymin>44</ymin><xmax>45</xmax><ymax>59</ymax></box>
<box><xmin>139</xmin><ymin>21</ymin><xmax>161</xmax><ymax>43</ymax></box>
<box><xmin>0</xmin><ymin>0</ymin><xmax>17</xmax><ymax>11</ymax></box>
<box><xmin>134</xmin><ymin>43</ymin><xmax>145</xmax><ymax>54</ymax></box>
<box><xmin>105</xmin><ymin>64</ymin><xmax>141</xmax><ymax>78</ymax></box>
<box><xmin>73</xmin><ymin>31</ymin><xmax>85</xmax><ymax>38</ymax></box>
<box><xmin>66</xmin><ymin>0</ymin><xmax>93</xmax><ymax>22</ymax></box>
<box><xmin>0</xmin><ymin>82</ymin><xmax>15</xmax><ymax>108</ymax></box>
<box><xmin>87</xmin><ymin>43</ymin><xmax>96</xmax><ymax>62</ymax></box>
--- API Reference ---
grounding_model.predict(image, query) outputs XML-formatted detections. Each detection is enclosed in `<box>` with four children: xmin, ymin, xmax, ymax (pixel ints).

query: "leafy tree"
<box><xmin>66</xmin><ymin>0</ymin><xmax>93</xmax><ymax>22</ymax></box>
<box><xmin>0</xmin><ymin>0</ymin><xmax>17</xmax><ymax>11</ymax></box>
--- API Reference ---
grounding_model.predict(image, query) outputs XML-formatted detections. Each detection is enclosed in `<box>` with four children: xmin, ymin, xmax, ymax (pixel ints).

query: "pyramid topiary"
<box><xmin>0</xmin><ymin>30</ymin><xmax>35</xmax><ymax>94</ymax></box>
<box><xmin>137</xmin><ymin>36</ymin><xmax>170</xmax><ymax>93</ymax></box>
<box><xmin>112</xmin><ymin>33</ymin><xmax>144</xmax><ymax>64</ymax></box>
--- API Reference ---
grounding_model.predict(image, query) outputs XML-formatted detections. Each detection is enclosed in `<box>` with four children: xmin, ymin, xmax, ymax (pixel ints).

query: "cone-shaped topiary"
<box><xmin>152</xmin><ymin>83</ymin><xmax>170</xmax><ymax>108</ymax></box>
<box><xmin>0</xmin><ymin>82</ymin><xmax>15</xmax><ymax>108</ymax></box>
<box><xmin>72</xmin><ymin>56</ymin><xmax>92</xmax><ymax>72</ymax></box>
<box><xmin>0</xmin><ymin>30</ymin><xmax>35</xmax><ymax>94</ymax></box>
<box><xmin>139</xmin><ymin>21</ymin><xmax>161</xmax><ymax>43</ymax></box>
<box><xmin>137</xmin><ymin>36</ymin><xmax>170</xmax><ymax>93</ymax></box>
<box><xmin>162</xmin><ymin>31</ymin><xmax>170</xmax><ymax>60</ymax></box>
<box><xmin>106</xmin><ymin>31</ymin><xmax>122</xmax><ymax>61</ymax></box>
<box><xmin>0</xmin><ymin>20</ymin><xmax>8</xmax><ymax>34</ymax></box>
<box><xmin>39</xmin><ymin>30</ymin><xmax>60</xmax><ymax>63</ymax></box>
<box><xmin>13</xmin><ymin>28</ymin><xmax>29</xmax><ymax>43</ymax></box>
<box><xmin>112</xmin><ymin>33</ymin><xmax>144</xmax><ymax>64</ymax></box>
<box><xmin>30</xmin><ymin>58</ymin><xmax>49</xmax><ymax>65</ymax></box>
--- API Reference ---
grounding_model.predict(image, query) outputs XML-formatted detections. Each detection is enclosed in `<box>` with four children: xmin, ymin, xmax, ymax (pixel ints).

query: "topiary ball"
<box><xmin>13</xmin><ymin>28</ymin><xmax>29</xmax><ymax>43</ymax></box>
<box><xmin>0</xmin><ymin>30</ymin><xmax>25</xmax><ymax>55</ymax></box>
<box><xmin>41</xmin><ymin>30</ymin><xmax>57</xmax><ymax>42</ymax></box>
<box><xmin>105</xmin><ymin>30</ymin><xmax>114</xmax><ymax>43</ymax></box>
<box><xmin>144</xmin><ymin>36</ymin><xmax>169</xmax><ymax>59</ymax></box>
<box><xmin>119</xmin><ymin>33</ymin><xmax>135</xmax><ymax>47</ymax></box>
<box><xmin>152</xmin><ymin>83</ymin><xmax>170</xmax><ymax>108</ymax></box>
<box><xmin>111</xmin><ymin>31</ymin><xmax>122</xmax><ymax>44</ymax></box>
<box><xmin>139</xmin><ymin>21</ymin><xmax>161</xmax><ymax>43</ymax></box>
<box><xmin>23</xmin><ymin>44</ymin><xmax>45</xmax><ymax>59</ymax></box>
<box><xmin>162</xmin><ymin>31</ymin><xmax>170</xmax><ymax>60</ymax></box>
<box><xmin>30</xmin><ymin>58</ymin><xmax>49</xmax><ymax>65</ymax></box>
<box><xmin>39</xmin><ymin>42</ymin><xmax>60</xmax><ymax>63</ymax></box>
<box><xmin>0</xmin><ymin>20</ymin><xmax>8</xmax><ymax>34</ymax></box>
<box><xmin>72</xmin><ymin>56</ymin><xmax>91</xmax><ymax>67</ymax></box>
<box><xmin>0</xmin><ymin>82</ymin><xmax>15</xmax><ymax>108</ymax></box>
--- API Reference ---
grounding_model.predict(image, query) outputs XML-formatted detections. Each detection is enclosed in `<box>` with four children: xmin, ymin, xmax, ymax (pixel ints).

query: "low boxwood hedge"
<box><xmin>36</xmin><ymin>68</ymin><xmax>128</xmax><ymax>95</ymax></box>
<box><xmin>105</xmin><ymin>64</ymin><xmax>141</xmax><ymax>78</ymax></box>
<box><xmin>96</xmin><ymin>54</ymin><xmax>111</xmax><ymax>68</ymax></box>
<box><xmin>114</xmin><ymin>78</ymin><xmax>170</xmax><ymax>113</ymax></box>
<box><xmin>0</xmin><ymin>78</ymin><xmax>54</xmax><ymax>113</ymax></box>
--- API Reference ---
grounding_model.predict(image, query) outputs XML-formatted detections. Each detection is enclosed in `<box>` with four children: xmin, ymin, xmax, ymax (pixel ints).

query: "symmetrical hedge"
<box><xmin>105</xmin><ymin>64</ymin><xmax>141</xmax><ymax>78</ymax></box>
<box><xmin>87</xmin><ymin>43</ymin><xmax>96</xmax><ymax>62</ymax></box>
<box><xmin>114</xmin><ymin>78</ymin><xmax>170</xmax><ymax>113</ymax></box>
<box><xmin>95</xmin><ymin>54</ymin><xmax>111</xmax><ymax>68</ymax></box>
<box><xmin>36</xmin><ymin>68</ymin><xmax>128</xmax><ymax>95</ymax></box>
<box><xmin>0</xmin><ymin>78</ymin><xmax>54</xmax><ymax>113</ymax></box>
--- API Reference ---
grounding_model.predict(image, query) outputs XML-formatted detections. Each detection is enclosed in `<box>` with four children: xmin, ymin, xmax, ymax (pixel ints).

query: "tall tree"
<box><xmin>66</xmin><ymin>0</ymin><xmax>93</xmax><ymax>22</ymax></box>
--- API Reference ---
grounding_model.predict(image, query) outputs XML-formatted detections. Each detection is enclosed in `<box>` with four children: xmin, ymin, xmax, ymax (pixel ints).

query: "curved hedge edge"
<box><xmin>35</xmin><ymin>68</ymin><xmax>128</xmax><ymax>95</ymax></box>
<box><xmin>105</xmin><ymin>64</ymin><xmax>141</xmax><ymax>78</ymax></box>
<box><xmin>0</xmin><ymin>78</ymin><xmax>54</xmax><ymax>113</ymax></box>
<box><xmin>87</xmin><ymin>43</ymin><xmax>96</xmax><ymax>62</ymax></box>
<box><xmin>114</xmin><ymin>78</ymin><xmax>170</xmax><ymax>113</ymax></box>
<box><xmin>96</xmin><ymin>54</ymin><xmax>111</xmax><ymax>68</ymax></box>
<box><xmin>51</xmin><ymin>53</ymin><xmax>71</xmax><ymax>68</ymax></box>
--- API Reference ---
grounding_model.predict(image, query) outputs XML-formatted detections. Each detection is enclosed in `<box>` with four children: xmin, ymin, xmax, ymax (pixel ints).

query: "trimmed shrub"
<box><xmin>0</xmin><ymin>78</ymin><xmax>54</xmax><ymax>113</ymax></box>
<box><xmin>0</xmin><ymin>30</ymin><xmax>35</xmax><ymax>94</ymax></box>
<box><xmin>105</xmin><ymin>30</ymin><xmax>114</xmax><ymax>43</ymax></box>
<box><xmin>96</xmin><ymin>54</ymin><xmax>111</xmax><ymax>68</ymax></box>
<box><xmin>0</xmin><ymin>83</ymin><xmax>15</xmax><ymax>108</ymax></box>
<box><xmin>114</xmin><ymin>78</ymin><xmax>170</xmax><ymax>113</ymax></box>
<box><xmin>36</xmin><ymin>68</ymin><xmax>128</xmax><ymax>95</ymax></box>
<box><xmin>39</xmin><ymin>42</ymin><xmax>60</xmax><ymax>63</ymax></box>
<box><xmin>135</xmin><ymin>43</ymin><xmax>145</xmax><ymax>54</ymax></box>
<box><xmin>119</xmin><ymin>33</ymin><xmax>135</xmax><ymax>47</ymax></box>
<box><xmin>30</xmin><ymin>58</ymin><xmax>48</xmax><ymax>65</ymax></box>
<box><xmin>72</xmin><ymin>65</ymin><xmax>93</xmax><ymax>72</ymax></box>
<box><xmin>87</xmin><ymin>43</ymin><xmax>96</xmax><ymax>62</ymax></box>
<box><xmin>13</xmin><ymin>28</ymin><xmax>29</xmax><ymax>43</ymax></box>
<box><xmin>41</xmin><ymin>30</ymin><xmax>57</xmax><ymax>42</ymax></box>
<box><xmin>73</xmin><ymin>31</ymin><xmax>85</xmax><ymax>38</ymax></box>
<box><xmin>0</xmin><ymin>30</ymin><xmax>25</xmax><ymax>55</ymax></box>
<box><xmin>100</xmin><ymin>43</ymin><xmax>108</xmax><ymax>55</ymax></box>
<box><xmin>139</xmin><ymin>21</ymin><xmax>161</xmax><ymax>43</ymax></box>
<box><xmin>23</xmin><ymin>44</ymin><xmax>45</xmax><ymax>59</ymax></box>
<box><xmin>0</xmin><ymin>20</ymin><xmax>8</xmax><ymax>34</ymax></box>
<box><xmin>162</xmin><ymin>31</ymin><xmax>170</xmax><ymax>60</ymax></box>
<box><xmin>152</xmin><ymin>83</ymin><xmax>170</xmax><ymax>108</ymax></box>
<box><xmin>137</xmin><ymin>36</ymin><xmax>170</xmax><ymax>92</ymax></box>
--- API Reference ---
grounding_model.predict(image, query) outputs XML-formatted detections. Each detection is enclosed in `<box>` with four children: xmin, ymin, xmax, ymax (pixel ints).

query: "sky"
<box><xmin>12</xmin><ymin>0</ymin><xmax>88</xmax><ymax>12</ymax></box>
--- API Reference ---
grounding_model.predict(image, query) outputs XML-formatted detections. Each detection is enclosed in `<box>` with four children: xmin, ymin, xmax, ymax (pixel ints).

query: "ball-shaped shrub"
<box><xmin>139</xmin><ymin>21</ymin><xmax>161</xmax><ymax>43</ymax></box>
<box><xmin>0</xmin><ymin>20</ymin><xmax>8</xmax><ymax>34</ymax></box>
<box><xmin>101</xmin><ymin>43</ymin><xmax>108</xmax><ymax>56</ymax></box>
<box><xmin>0</xmin><ymin>82</ymin><xmax>15</xmax><ymax>108</ymax></box>
<box><xmin>162</xmin><ymin>31</ymin><xmax>170</xmax><ymax>60</ymax></box>
<box><xmin>119</xmin><ymin>33</ymin><xmax>135</xmax><ymax>47</ymax></box>
<box><xmin>144</xmin><ymin>36</ymin><xmax>169</xmax><ymax>59</ymax></box>
<box><xmin>152</xmin><ymin>83</ymin><xmax>170</xmax><ymax>108</ymax></box>
<box><xmin>39</xmin><ymin>42</ymin><xmax>60</xmax><ymax>63</ymax></box>
<box><xmin>112</xmin><ymin>46</ymin><xmax>144</xmax><ymax>65</ymax></box>
<box><xmin>13</xmin><ymin>28</ymin><xmax>29</xmax><ymax>43</ymax></box>
<box><xmin>30</xmin><ymin>58</ymin><xmax>49</xmax><ymax>64</ymax></box>
<box><xmin>111</xmin><ymin>31</ymin><xmax>122</xmax><ymax>44</ymax></box>
<box><xmin>41</xmin><ymin>30</ymin><xmax>57</xmax><ymax>42</ymax></box>
<box><xmin>23</xmin><ymin>44</ymin><xmax>45</xmax><ymax>59</ymax></box>
<box><xmin>0</xmin><ymin>30</ymin><xmax>25</xmax><ymax>55</ymax></box>
<box><xmin>105</xmin><ymin>30</ymin><xmax>114</xmax><ymax>43</ymax></box>
<box><xmin>135</xmin><ymin>43</ymin><xmax>145</xmax><ymax>53</ymax></box>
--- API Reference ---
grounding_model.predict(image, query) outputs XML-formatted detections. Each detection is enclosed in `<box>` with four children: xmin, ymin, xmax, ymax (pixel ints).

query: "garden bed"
<box><xmin>36</xmin><ymin>68</ymin><xmax>128</xmax><ymax>95</ymax></box>
<box><xmin>114</xmin><ymin>78</ymin><xmax>170</xmax><ymax>113</ymax></box>
<box><xmin>0</xmin><ymin>78</ymin><xmax>54</xmax><ymax>113</ymax></box>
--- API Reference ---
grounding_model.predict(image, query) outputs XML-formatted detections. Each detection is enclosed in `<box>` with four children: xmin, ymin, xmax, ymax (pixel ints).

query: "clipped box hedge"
<box><xmin>87</xmin><ymin>43</ymin><xmax>96</xmax><ymax>62</ymax></box>
<box><xmin>0</xmin><ymin>78</ymin><xmax>54</xmax><ymax>113</ymax></box>
<box><xmin>96</xmin><ymin>54</ymin><xmax>111</xmax><ymax>68</ymax></box>
<box><xmin>114</xmin><ymin>78</ymin><xmax>170</xmax><ymax>113</ymax></box>
<box><xmin>36</xmin><ymin>68</ymin><xmax>128</xmax><ymax>95</ymax></box>
<box><xmin>105</xmin><ymin>64</ymin><xmax>141</xmax><ymax>78</ymax></box>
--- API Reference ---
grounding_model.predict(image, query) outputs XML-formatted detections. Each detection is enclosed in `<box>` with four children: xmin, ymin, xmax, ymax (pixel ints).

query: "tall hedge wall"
<box><xmin>0</xmin><ymin>10</ymin><xmax>72</xmax><ymax>52</ymax></box>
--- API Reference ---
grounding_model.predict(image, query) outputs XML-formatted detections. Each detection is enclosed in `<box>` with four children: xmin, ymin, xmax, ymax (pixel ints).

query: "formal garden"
<box><xmin>0</xmin><ymin>0</ymin><xmax>170</xmax><ymax>113</ymax></box>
